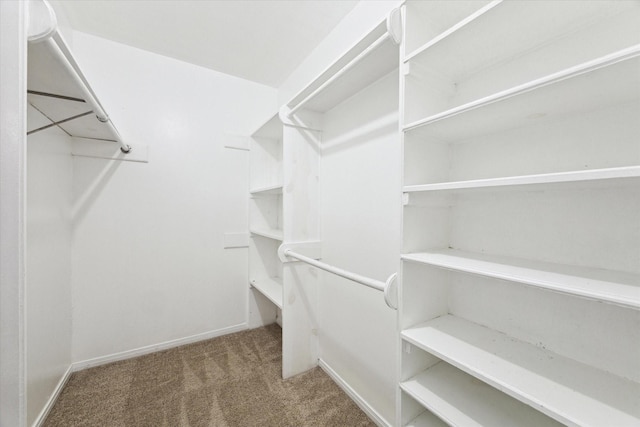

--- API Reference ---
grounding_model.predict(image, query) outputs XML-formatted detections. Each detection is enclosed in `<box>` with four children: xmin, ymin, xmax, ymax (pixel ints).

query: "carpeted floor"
<box><xmin>44</xmin><ymin>324</ymin><xmax>376</xmax><ymax>426</ymax></box>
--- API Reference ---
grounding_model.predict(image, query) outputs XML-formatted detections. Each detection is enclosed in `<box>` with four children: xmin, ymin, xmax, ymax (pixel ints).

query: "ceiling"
<box><xmin>53</xmin><ymin>0</ymin><xmax>359</xmax><ymax>88</ymax></box>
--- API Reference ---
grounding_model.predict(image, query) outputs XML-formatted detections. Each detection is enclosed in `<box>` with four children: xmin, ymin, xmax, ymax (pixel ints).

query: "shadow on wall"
<box><xmin>72</xmin><ymin>153</ymin><xmax>123</xmax><ymax>227</ymax></box>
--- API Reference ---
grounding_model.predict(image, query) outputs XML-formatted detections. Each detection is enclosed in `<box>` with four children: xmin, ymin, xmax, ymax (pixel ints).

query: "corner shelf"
<box><xmin>249</xmin><ymin>228</ymin><xmax>283</xmax><ymax>242</ymax></box>
<box><xmin>250</xmin><ymin>277</ymin><xmax>283</xmax><ymax>309</ymax></box>
<box><xmin>404</xmin><ymin>411</ymin><xmax>447</xmax><ymax>427</ymax></box>
<box><xmin>401</xmin><ymin>361</ymin><xmax>562</xmax><ymax>427</ymax></box>
<box><xmin>402</xmin><ymin>250</ymin><xmax>640</xmax><ymax>310</ymax></box>
<box><xmin>402</xmin><ymin>315</ymin><xmax>640</xmax><ymax>427</ymax></box>
<box><xmin>403</xmin><ymin>166</ymin><xmax>640</xmax><ymax>194</ymax></box>
<box><xmin>249</xmin><ymin>184</ymin><xmax>283</xmax><ymax>196</ymax></box>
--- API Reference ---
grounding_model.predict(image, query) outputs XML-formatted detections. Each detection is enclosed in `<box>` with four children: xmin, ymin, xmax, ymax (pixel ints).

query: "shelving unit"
<box><xmin>399</xmin><ymin>1</ymin><xmax>640</xmax><ymax>426</ymax></box>
<box><xmin>248</xmin><ymin>114</ymin><xmax>284</xmax><ymax>324</ymax></box>
<box><xmin>402</xmin><ymin>316</ymin><xmax>640</xmax><ymax>426</ymax></box>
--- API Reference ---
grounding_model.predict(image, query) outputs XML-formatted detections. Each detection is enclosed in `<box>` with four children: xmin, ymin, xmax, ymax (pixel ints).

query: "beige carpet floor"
<box><xmin>44</xmin><ymin>324</ymin><xmax>376</xmax><ymax>426</ymax></box>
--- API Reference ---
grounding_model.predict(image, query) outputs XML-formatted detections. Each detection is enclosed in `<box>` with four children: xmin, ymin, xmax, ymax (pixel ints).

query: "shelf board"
<box><xmin>251</xmin><ymin>113</ymin><xmax>282</xmax><ymax>140</ymax></box>
<box><xmin>402</xmin><ymin>249</ymin><xmax>640</xmax><ymax>309</ymax></box>
<box><xmin>404</xmin><ymin>410</ymin><xmax>447</xmax><ymax>427</ymax></box>
<box><xmin>249</xmin><ymin>184</ymin><xmax>283</xmax><ymax>196</ymax></box>
<box><xmin>401</xmin><ymin>361</ymin><xmax>562</xmax><ymax>427</ymax></box>
<box><xmin>403</xmin><ymin>47</ymin><xmax>640</xmax><ymax>141</ymax></box>
<box><xmin>404</xmin><ymin>1</ymin><xmax>634</xmax><ymax>74</ymax></box>
<box><xmin>402</xmin><ymin>315</ymin><xmax>640</xmax><ymax>427</ymax></box>
<box><xmin>404</xmin><ymin>166</ymin><xmax>640</xmax><ymax>194</ymax></box>
<box><xmin>250</xmin><ymin>277</ymin><xmax>283</xmax><ymax>309</ymax></box>
<box><xmin>285</xmin><ymin>19</ymin><xmax>398</xmax><ymax>115</ymax></box>
<box><xmin>249</xmin><ymin>228</ymin><xmax>283</xmax><ymax>241</ymax></box>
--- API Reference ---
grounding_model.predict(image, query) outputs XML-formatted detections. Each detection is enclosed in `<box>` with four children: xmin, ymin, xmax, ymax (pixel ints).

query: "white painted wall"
<box><xmin>26</xmin><ymin>116</ymin><xmax>73</xmax><ymax>426</ymax></box>
<box><xmin>319</xmin><ymin>71</ymin><xmax>400</xmax><ymax>425</ymax></box>
<box><xmin>0</xmin><ymin>1</ymin><xmax>27</xmax><ymax>425</ymax></box>
<box><xmin>68</xmin><ymin>31</ymin><xmax>277</xmax><ymax>363</ymax></box>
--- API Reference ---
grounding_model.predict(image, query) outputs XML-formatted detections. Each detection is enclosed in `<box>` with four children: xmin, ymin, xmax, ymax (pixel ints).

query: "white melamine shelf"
<box><xmin>404</xmin><ymin>1</ymin><xmax>637</xmax><ymax>71</ymax></box>
<box><xmin>285</xmin><ymin>19</ymin><xmax>398</xmax><ymax>115</ymax></box>
<box><xmin>402</xmin><ymin>315</ymin><xmax>640</xmax><ymax>427</ymax></box>
<box><xmin>249</xmin><ymin>184</ymin><xmax>283</xmax><ymax>196</ymax></box>
<box><xmin>404</xmin><ymin>166</ymin><xmax>640</xmax><ymax>194</ymax></box>
<box><xmin>402</xmin><ymin>250</ymin><xmax>640</xmax><ymax>309</ymax></box>
<box><xmin>404</xmin><ymin>48</ymin><xmax>640</xmax><ymax>141</ymax></box>
<box><xmin>405</xmin><ymin>411</ymin><xmax>447</xmax><ymax>427</ymax></box>
<box><xmin>401</xmin><ymin>362</ymin><xmax>562</xmax><ymax>427</ymax></box>
<box><xmin>250</xmin><ymin>277</ymin><xmax>283</xmax><ymax>309</ymax></box>
<box><xmin>252</xmin><ymin>113</ymin><xmax>282</xmax><ymax>140</ymax></box>
<box><xmin>250</xmin><ymin>228</ymin><xmax>283</xmax><ymax>241</ymax></box>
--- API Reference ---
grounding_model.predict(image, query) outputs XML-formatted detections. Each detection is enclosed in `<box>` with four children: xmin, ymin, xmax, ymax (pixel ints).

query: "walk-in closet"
<box><xmin>1</xmin><ymin>1</ymin><xmax>638</xmax><ymax>426</ymax></box>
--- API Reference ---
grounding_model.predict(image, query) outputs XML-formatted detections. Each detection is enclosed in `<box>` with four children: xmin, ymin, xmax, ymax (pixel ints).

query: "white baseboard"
<box><xmin>318</xmin><ymin>359</ymin><xmax>391</xmax><ymax>427</ymax></box>
<box><xmin>71</xmin><ymin>322</ymin><xmax>248</xmax><ymax>372</ymax></box>
<box><xmin>33</xmin><ymin>365</ymin><xmax>73</xmax><ymax>427</ymax></box>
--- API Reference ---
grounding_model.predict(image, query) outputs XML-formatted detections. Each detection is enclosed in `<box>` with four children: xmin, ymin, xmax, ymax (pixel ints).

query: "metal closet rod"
<box><xmin>286</xmin><ymin>31</ymin><xmax>392</xmax><ymax>118</ymax></box>
<box><xmin>45</xmin><ymin>32</ymin><xmax>131</xmax><ymax>153</ymax></box>
<box><xmin>283</xmin><ymin>248</ymin><xmax>386</xmax><ymax>292</ymax></box>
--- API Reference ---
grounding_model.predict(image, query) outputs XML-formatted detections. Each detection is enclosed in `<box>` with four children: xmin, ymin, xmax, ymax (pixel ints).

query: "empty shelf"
<box><xmin>402</xmin><ymin>315</ymin><xmax>640</xmax><ymax>427</ymax></box>
<box><xmin>250</xmin><ymin>228</ymin><xmax>283</xmax><ymax>241</ymax></box>
<box><xmin>403</xmin><ymin>166</ymin><xmax>640</xmax><ymax>194</ymax></box>
<box><xmin>404</xmin><ymin>48</ymin><xmax>640</xmax><ymax>141</ymax></box>
<box><xmin>404</xmin><ymin>410</ymin><xmax>447</xmax><ymax>427</ymax></box>
<box><xmin>250</xmin><ymin>277</ymin><xmax>282</xmax><ymax>309</ymax></box>
<box><xmin>402</xmin><ymin>250</ymin><xmax>640</xmax><ymax>309</ymax></box>
<box><xmin>249</xmin><ymin>184</ymin><xmax>283</xmax><ymax>196</ymax></box>
<box><xmin>401</xmin><ymin>361</ymin><xmax>561</xmax><ymax>427</ymax></box>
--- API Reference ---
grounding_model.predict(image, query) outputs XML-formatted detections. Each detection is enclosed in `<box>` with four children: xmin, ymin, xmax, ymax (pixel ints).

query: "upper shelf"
<box><xmin>282</xmin><ymin>8</ymin><xmax>401</xmax><ymax>117</ymax></box>
<box><xmin>26</xmin><ymin>0</ymin><xmax>130</xmax><ymax>152</ymax></box>
<box><xmin>251</xmin><ymin>113</ymin><xmax>282</xmax><ymax>141</ymax></box>
<box><xmin>404</xmin><ymin>48</ymin><xmax>640</xmax><ymax>141</ymax></box>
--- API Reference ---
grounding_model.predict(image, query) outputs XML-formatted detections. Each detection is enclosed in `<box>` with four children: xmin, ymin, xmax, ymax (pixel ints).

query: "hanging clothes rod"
<box><xmin>282</xmin><ymin>248</ymin><xmax>397</xmax><ymax>309</ymax></box>
<box><xmin>27</xmin><ymin>0</ymin><xmax>131</xmax><ymax>153</ymax></box>
<box><xmin>45</xmin><ymin>33</ymin><xmax>131</xmax><ymax>153</ymax></box>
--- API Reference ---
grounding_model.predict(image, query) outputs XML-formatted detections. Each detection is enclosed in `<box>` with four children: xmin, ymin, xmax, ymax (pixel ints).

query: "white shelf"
<box><xmin>402</xmin><ymin>315</ymin><xmax>640</xmax><ymax>427</ymax></box>
<box><xmin>285</xmin><ymin>19</ymin><xmax>398</xmax><ymax>115</ymax></box>
<box><xmin>401</xmin><ymin>361</ymin><xmax>561</xmax><ymax>427</ymax></box>
<box><xmin>402</xmin><ymin>249</ymin><xmax>640</xmax><ymax>310</ymax></box>
<box><xmin>404</xmin><ymin>48</ymin><xmax>640</xmax><ymax>141</ymax></box>
<box><xmin>252</xmin><ymin>113</ymin><xmax>282</xmax><ymax>141</ymax></box>
<box><xmin>404</xmin><ymin>1</ymin><xmax>636</xmax><ymax>73</ymax></box>
<box><xmin>250</xmin><ymin>228</ymin><xmax>283</xmax><ymax>241</ymax></box>
<box><xmin>404</xmin><ymin>166</ymin><xmax>640</xmax><ymax>194</ymax></box>
<box><xmin>249</xmin><ymin>184</ymin><xmax>283</xmax><ymax>196</ymax></box>
<box><xmin>250</xmin><ymin>277</ymin><xmax>282</xmax><ymax>309</ymax></box>
<box><xmin>405</xmin><ymin>411</ymin><xmax>447</xmax><ymax>427</ymax></box>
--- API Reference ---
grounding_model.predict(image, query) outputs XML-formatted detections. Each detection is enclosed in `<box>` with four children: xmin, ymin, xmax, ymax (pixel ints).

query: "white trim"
<box><xmin>318</xmin><ymin>359</ymin><xmax>391</xmax><ymax>427</ymax></box>
<box><xmin>0</xmin><ymin>1</ymin><xmax>27</xmax><ymax>426</ymax></box>
<box><xmin>32</xmin><ymin>366</ymin><xmax>73</xmax><ymax>427</ymax></box>
<box><xmin>71</xmin><ymin>323</ymin><xmax>247</xmax><ymax>371</ymax></box>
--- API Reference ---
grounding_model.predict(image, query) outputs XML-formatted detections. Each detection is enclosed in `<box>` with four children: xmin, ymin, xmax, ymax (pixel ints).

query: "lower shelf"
<box><xmin>250</xmin><ymin>228</ymin><xmax>284</xmax><ymax>241</ymax></box>
<box><xmin>405</xmin><ymin>410</ymin><xmax>447</xmax><ymax>427</ymax></box>
<box><xmin>401</xmin><ymin>361</ymin><xmax>561</xmax><ymax>427</ymax></box>
<box><xmin>250</xmin><ymin>277</ymin><xmax>283</xmax><ymax>309</ymax></box>
<box><xmin>402</xmin><ymin>315</ymin><xmax>640</xmax><ymax>427</ymax></box>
